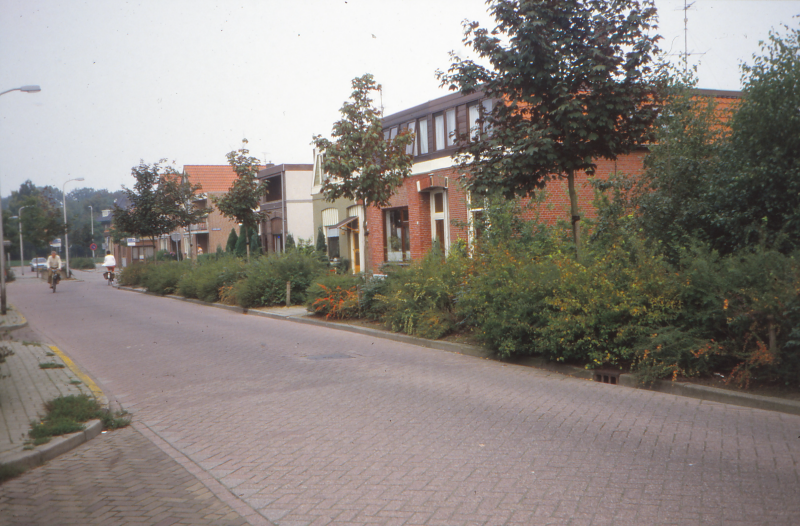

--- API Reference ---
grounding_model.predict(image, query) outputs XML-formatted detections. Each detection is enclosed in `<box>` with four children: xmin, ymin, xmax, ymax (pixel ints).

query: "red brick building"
<box><xmin>369</xmin><ymin>89</ymin><xmax>739</xmax><ymax>273</ymax></box>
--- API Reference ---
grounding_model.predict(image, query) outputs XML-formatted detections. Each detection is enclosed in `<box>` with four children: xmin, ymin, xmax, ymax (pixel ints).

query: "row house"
<box><xmin>257</xmin><ymin>163</ymin><xmax>315</xmax><ymax>254</ymax></box>
<box><xmin>363</xmin><ymin>88</ymin><xmax>741</xmax><ymax>273</ymax></box>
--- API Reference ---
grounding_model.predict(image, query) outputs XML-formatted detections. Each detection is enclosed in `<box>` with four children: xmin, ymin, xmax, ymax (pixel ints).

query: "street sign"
<box><xmin>50</xmin><ymin>238</ymin><xmax>62</xmax><ymax>248</ymax></box>
<box><xmin>170</xmin><ymin>233</ymin><xmax>182</xmax><ymax>242</ymax></box>
<box><xmin>89</xmin><ymin>243</ymin><xmax>97</xmax><ymax>251</ymax></box>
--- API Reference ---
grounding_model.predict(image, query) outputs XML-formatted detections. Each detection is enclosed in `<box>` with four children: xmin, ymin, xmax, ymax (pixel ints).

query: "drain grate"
<box><xmin>593</xmin><ymin>370</ymin><xmax>620</xmax><ymax>385</ymax></box>
<box><xmin>306</xmin><ymin>353</ymin><xmax>352</xmax><ymax>361</ymax></box>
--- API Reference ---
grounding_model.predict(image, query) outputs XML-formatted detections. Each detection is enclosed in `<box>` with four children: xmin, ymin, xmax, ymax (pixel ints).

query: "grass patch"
<box><xmin>28</xmin><ymin>395</ymin><xmax>131</xmax><ymax>444</ymax></box>
<box><xmin>38</xmin><ymin>362</ymin><xmax>65</xmax><ymax>369</ymax></box>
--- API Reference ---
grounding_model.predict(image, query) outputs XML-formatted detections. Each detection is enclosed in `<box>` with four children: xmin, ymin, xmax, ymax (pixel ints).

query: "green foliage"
<box><xmin>69</xmin><ymin>257</ymin><xmax>96</xmax><ymax>270</ymax></box>
<box><xmin>250</xmin><ymin>232</ymin><xmax>261</xmax><ymax>255</ymax></box>
<box><xmin>438</xmin><ymin>0</ymin><xmax>664</xmax><ymax>255</ymax></box>
<box><xmin>140</xmin><ymin>260</ymin><xmax>190</xmax><ymax>295</ymax></box>
<box><xmin>316</xmin><ymin>227</ymin><xmax>327</xmax><ymax>252</ymax></box>
<box><xmin>176</xmin><ymin>255</ymin><xmax>244</xmax><ymax>303</ymax></box>
<box><xmin>704</xmin><ymin>27</ymin><xmax>800</xmax><ymax>254</ymax></box>
<box><xmin>234</xmin><ymin>226</ymin><xmax>248</xmax><ymax>257</ymax></box>
<box><xmin>226</xmin><ymin>228</ymin><xmax>238</xmax><ymax>253</ymax></box>
<box><xmin>232</xmin><ymin>251</ymin><xmax>326</xmax><ymax>308</ymax></box>
<box><xmin>28</xmin><ymin>394</ymin><xmax>130</xmax><ymax>443</ymax></box>
<box><xmin>118</xmin><ymin>263</ymin><xmax>147</xmax><ymax>287</ymax></box>
<box><xmin>212</xmin><ymin>139</ymin><xmax>267</xmax><ymax>258</ymax></box>
<box><xmin>312</xmin><ymin>74</ymin><xmax>414</xmax><ymax>208</ymax></box>
<box><xmin>285</xmin><ymin>233</ymin><xmax>296</xmax><ymax>250</ymax></box>
<box><xmin>376</xmin><ymin>248</ymin><xmax>467</xmax><ymax>340</ymax></box>
<box><xmin>4</xmin><ymin>180</ymin><xmax>64</xmax><ymax>258</ymax></box>
<box><xmin>306</xmin><ymin>273</ymin><xmax>361</xmax><ymax>319</ymax></box>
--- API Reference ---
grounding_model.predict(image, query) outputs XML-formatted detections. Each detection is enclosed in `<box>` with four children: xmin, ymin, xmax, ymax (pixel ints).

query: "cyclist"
<box><xmin>103</xmin><ymin>250</ymin><xmax>116</xmax><ymax>282</ymax></box>
<box><xmin>46</xmin><ymin>250</ymin><xmax>62</xmax><ymax>289</ymax></box>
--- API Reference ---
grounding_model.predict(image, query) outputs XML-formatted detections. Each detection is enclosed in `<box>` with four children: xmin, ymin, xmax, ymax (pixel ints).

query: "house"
<box><xmin>368</xmin><ymin>88</ymin><xmax>741</xmax><ymax>272</ymax></box>
<box><xmin>98</xmin><ymin>196</ymin><xmax>157</xmax><ymax>267</ymax></box>
<box><xmin>257</xmin><ymin>163</ymin><xmax>314</xmax><ymax>254</ymax></box>
<box><xmin>310</xmin><ymin>149</ymin><xmax>366</xmax><ymax>273</ymax></box>
<box><xmin>168</xmin><ymin>165</ymin><xmax>248</xmax><ymax>258</ymax></box>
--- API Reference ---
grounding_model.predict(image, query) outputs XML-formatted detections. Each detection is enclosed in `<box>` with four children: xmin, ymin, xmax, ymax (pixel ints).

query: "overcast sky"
<box><xmin>1</xmin><ymin>0</ymin><xmax>797</xmax><ymax>197</ymax></box>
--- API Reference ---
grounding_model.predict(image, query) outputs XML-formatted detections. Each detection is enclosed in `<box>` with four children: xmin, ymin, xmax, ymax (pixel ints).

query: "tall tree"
<box><xmin>312</xmin><ymin>74</ymin><xmax>413</xmax><ymax>272</ymax></box>
<box><xmin>704</xmin><ymin>27</ymin><xmax>800</xmax><ymax>254</ymax></box>
<box><xmin>5</xmin><ymin>181</ymin><xmax>63</xmax><ymax>259</ymax></box>
<box><xmin>438</xmin><ymin>0</ymin><xmax>664</xmax><ymax>258</ymax></box>
<box><xmin>213</xmin><ymin>139</ymin><xmax>266</xmax><ymax>260</ymax></box>
<box><xmin>113</xmin><ymin>160</ymin><xmax>208</xmax><ymax>252</ymax></box>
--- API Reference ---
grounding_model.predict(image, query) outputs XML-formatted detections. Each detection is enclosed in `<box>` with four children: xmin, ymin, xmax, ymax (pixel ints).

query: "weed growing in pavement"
<box><xmin>0</xmin><ymin>464</ymin><xmax>26</xmax><ymax>484</ymax></box>
<box><xmin>38</xmin><ymin>362</ymin><xmax>65</xmax><ymax>369</ymax></box>
<box><xmin>28</xmin><ymin>395</ymin><xmax>131</xmax><ymax>445</ymax></box>
<box><xmin>45</xmin><ymin>351</ymin><xmax>55</xmax><ymax>357</ymax></box>
<box><xmin>0</xmin><ymin>344</ymin><xmax>13</xmax><ymax>365</ymax></box>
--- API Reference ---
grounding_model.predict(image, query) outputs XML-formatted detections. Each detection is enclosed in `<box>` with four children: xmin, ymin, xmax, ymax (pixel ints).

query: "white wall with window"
<box><xmin>384</xmin><ymin>207</ymin><xmax>410</xmax><ymax>262</ymax></box>
<box><xmin>322</xmin><ymin>207</ymin><xmax>340</xmax><ymax>260</ymax></box>
<box><xmin>430</xmin><ymin>190</ymin><xmax>449</xmax><ymax>254</ymax></box>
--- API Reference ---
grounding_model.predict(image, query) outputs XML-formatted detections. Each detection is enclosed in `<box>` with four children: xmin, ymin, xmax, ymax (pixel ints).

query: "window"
<box><xmin>468</xmin><ymin>99</ymin><xmax>493</xmax><ymax>140</ymax></box>
<box><xmin>468</xmin><ymin>193</ymin><xmax>487</xmax><ymax>245</ymax></box>
<box><xmin>434</xmin><ymin>109</ymin><xmax>457</xmax><ymax>150</ymax></box>
<box><xmin>322</xmin><ymin>208</ymin><xmax>340</xmax><ymax>260</ymax></box>
<box><xmin>313</xmin><ymin>150</ymin><xmax>325</xmax><ymax>186</ymax></box>
<box><xmin>430</xmin><ymin>191</ymin><xmax>448</xmax><ymax>254</ymax></box>
<box><xmin>384</xmin><ymin>207</ymin><xmax>410</xmax><ymax>262</ymax></box>
<box><xmin>265</xmin><ymin>176</ymin><xmax>282</xmax><ymax>202</ymax></box>
<box><xmin>418</xmin><ymin>118</ymin><xmax>429</xmax><ymax>154</ymax></box>
<box><xmin>405</xmin><ymin>121</ymin><xmax>416</xmax><ymax>155</ymax></box>
<box><xmin>434</xmin><ymin>114</ymin><xmax>445</xmax><ymax>150</ymax></box>
<box><xmin>383</xmin><ymin>126</ymin><xmax>398</xmax><ymax>141</ymax></box>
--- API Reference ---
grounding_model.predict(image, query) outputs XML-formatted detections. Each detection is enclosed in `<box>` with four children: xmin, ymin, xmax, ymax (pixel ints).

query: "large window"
<box><xmin>322</xmin><ymin>208</ymin><xmax>340</xmax><ymax>260</ymax></box>
<box><xmin>430</xmin><ymin>190</ymin><xmax>448</xmax><ymax>254</ymax></box>
<box><xmin>418</xmin><ymin>117</ymin><xmax>429</xmax><ymax>154</ymax></box>
<box><xmin>468</xmin><ymin>99</ymin><xmax>493</xmax><ymax>141</ymax></box>
<box><xmin>264</xmin><ymin>176</ymin><xmax>282</xmax><ymax>202</ymax></box>
<box><xmin>405</xmin><ymin>121</ymin><xmax>416</xmax><ymax>155</ymax></box>
<box><xmin>384</xmin><ymin>207</ymin><xmax>410</xmax><ymax>262</ymax></box>
<box><xmin>434</xmin><ymin>109</ymin><xmax>457</xmax><ymax>150</ymax></box>
<box><xmin>468</xmin><ymin>193</ymin><xmax>487</xmax><ymax>245</ymax></box>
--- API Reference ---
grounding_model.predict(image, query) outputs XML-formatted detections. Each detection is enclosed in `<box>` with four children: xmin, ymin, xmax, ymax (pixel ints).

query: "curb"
<box><xmin>0</xmin><ymin>305</ymin><xmax>28</xmax><ymax>333</ymax></box>
<box><xmin>116</xmin><ymin>285</ymin><xmax>800</xmax><ymax>417</ymax></box>
<box><xmin>0</xmin><ymin>420</ymin><xmax>103</xmax><ymax>471</ymax></box>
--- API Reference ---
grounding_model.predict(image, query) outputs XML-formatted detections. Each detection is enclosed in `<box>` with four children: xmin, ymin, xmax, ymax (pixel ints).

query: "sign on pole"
<box><xmin>89</xmin><ymin>243</ymin><xmax>97</xmax><ymax>251</ymax></box>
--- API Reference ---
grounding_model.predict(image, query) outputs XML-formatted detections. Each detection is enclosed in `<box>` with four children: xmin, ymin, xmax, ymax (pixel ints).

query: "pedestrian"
<box><xmin>197</xmin><ymin>247</ymin><xmax>203</xmax><ymax>256</ymax></box>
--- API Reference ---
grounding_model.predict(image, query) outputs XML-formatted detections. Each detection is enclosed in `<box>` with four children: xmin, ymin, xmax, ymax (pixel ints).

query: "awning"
<box><xmin>328</xmin><ymin>215</ymin><xmax>359</xmax><ymax>231</ymax></box>
<box><xmin>417</xmin><ymin>175</ymin><xmax>449</xmax><ymax>192</ymax></box>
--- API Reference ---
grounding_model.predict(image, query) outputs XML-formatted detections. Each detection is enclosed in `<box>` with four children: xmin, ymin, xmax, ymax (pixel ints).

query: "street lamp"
<box><xmin>0</xmin><ymin>84</ymin><xmax>41</xmax><ymax>315</ymax></box>
<box><xmin>88</xmin><ymin>205</ymin><xmax>94</xmax><ymax>260</ymax></box>
<box><xmin>18</xmin><ymin>206</ymin><xmax>28</xmax><ymax>276</ymax></box>
<box><xmin>62</xmin><ymin>177</ymin><xmax>84</xmax><ymax>278</ymax></box>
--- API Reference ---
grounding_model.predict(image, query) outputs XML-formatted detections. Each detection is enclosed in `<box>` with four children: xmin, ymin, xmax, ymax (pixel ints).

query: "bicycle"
<box><xmin>49</xmin><ymin>268</ymin><xmax>61</xmax><ymax>293</ymax></box>
<box><xmin>103</xmin><ymin>268</ymin><xmax>116</xmax><ymax>285</ymax></box>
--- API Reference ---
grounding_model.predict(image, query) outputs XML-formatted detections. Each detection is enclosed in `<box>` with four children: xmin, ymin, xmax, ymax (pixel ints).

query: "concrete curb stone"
<box><xmin>1</xmin><ymin>420</ymin><xmax>103</xmax><ymax>471</ymax></box>
<box><xmin>116</xmin><ymin>285</ymin><xmax>800</xmax><ymax>416</ymax></box>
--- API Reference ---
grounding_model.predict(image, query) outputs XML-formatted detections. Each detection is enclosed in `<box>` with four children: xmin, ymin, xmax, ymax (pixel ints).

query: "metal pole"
<box><xmin>18</xmin><ymin>206</ymin><xmax>27</xmax><ymax>275</ymax></box>
<box><xmin>62</xmin><ymin>177</ymin><xmax>84</xmax><ymax>278</ymax></box>
<box><xmin>88</xmin><ymin>205</ymin><xmax>94</xmax><ymax>260</ymax></box>
<box><xmin>0</xmin><ymin>182</ymin><xmax>7</xmax><ymax>315</ymax></box>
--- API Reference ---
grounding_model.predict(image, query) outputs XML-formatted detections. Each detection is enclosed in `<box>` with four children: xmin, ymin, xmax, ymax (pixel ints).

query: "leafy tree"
<box><xmin>213</xmin><ymin>139</ymin><xmax>267</xmax><ymax>260</ymax></box>
<box><xmin>438</xmin><ymin>0</ymin><xmax>664</xmax><ymax>258</ymax></box>
<box><xmin>4</xmin><ymin>181</ymin><xmax>63</xmax><ymax>259</ymax></box>
<box><xmin>312</xmin><ymin>74</ymin><xmax>414</xmax><ymax>208</ymax></box>
<box><xmin>113</xmin><ymin>160</ymin><xmax>208</xmax><ymax>251</ymax></box>
<box><xmin>226</xmin><ymin>228</ymin><xmax>238</xmax><ymax>253</ymax></box>
<box><xmin>703</xmin><ymin>27</ymin><xmax>800</xmax><ymax>254</ymax></box>
<box><xmin>285</xmin><ymin>233</ymin><xmax>296</xmax><ymax>251</ymax></box>
<box><xmin>312</xmin><ymin>74</ymin><xmax>414</xmax><ymax>270</ymax></box>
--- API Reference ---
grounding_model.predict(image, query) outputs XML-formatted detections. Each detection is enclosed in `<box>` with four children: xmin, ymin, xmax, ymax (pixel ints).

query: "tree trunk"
<box><xmin>567</xmin><ymin>169</ymin><xmax>581</xmax><ymax>260</ymax></box>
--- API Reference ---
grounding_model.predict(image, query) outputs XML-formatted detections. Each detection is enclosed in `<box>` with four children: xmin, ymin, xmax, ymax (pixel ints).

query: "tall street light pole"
<box><xmin>18</xmin><ymin>206</ymin><xmax>28</xmax><ymax>275</ymax></box>
<box><xmin>0</xmin><ymin>84</ymin><xmax>41</xmax><ymax>315</ymax></box>
<box><xmin>88</xmin><ymin>205</ymin><xmax>94</xmax><ymax>260</ymax></box>
<box><xmin>62</xmin><ymin>177</ymin><xmax>84</xmax><ymax>278</ymax></box>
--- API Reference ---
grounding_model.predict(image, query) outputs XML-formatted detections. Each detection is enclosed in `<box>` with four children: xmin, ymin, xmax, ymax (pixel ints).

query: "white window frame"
<box><xmin>430</xmin><ymin>190</ymin><xmax>449</xmax><ymax>255</ymax></box>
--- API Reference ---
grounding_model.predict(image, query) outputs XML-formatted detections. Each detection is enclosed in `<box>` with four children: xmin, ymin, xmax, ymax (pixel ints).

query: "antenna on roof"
<box><xmin>681</xmin><ymin>0</ymin><xmax>705</xmax><ymax>74</ymax></box>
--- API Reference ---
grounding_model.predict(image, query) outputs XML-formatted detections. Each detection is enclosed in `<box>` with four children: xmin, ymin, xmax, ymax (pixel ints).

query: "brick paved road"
<box><xmin>5</xmin><ymin>273</ymin><xmax>800</xmax><ymax>525</ymax></box>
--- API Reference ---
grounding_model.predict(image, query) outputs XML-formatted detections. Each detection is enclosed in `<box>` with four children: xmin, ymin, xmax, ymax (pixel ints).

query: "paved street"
<box><xmin>2</xmin><ymin>270</ymin><xmax>800</xmax><ymax>525</ymax></box>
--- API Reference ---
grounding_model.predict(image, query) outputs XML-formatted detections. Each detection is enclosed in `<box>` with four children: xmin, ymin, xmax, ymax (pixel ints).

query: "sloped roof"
<box><xmin>183</xmin><ymin>165</ymin><xmax>241</xmax><ymax>194</ymax></box>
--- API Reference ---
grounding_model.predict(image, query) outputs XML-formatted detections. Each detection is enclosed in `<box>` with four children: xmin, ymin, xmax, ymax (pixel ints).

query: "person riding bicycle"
<box><xmin>46</xmin><ymin>250</ymin><xmax>62</xmax><ymax>289</ymax></box>
<box><xmin>103</xmin><ymin>250</ymin><xmax>116</xmax><ymax>280</ymax></box>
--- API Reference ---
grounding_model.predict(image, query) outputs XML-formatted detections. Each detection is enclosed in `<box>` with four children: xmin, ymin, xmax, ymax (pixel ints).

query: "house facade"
<box><xmin>368</xmin><ymin>88</ymin><xmax>741</xmax><ymax>273</ymax></box>
<box><xmin>258</xmin><ymin>164</ymin><xmax>315</xmax><ymax>254</ymax></box>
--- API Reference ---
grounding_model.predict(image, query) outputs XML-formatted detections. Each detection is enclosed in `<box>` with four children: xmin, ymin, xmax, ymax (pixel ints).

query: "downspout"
<box><xmin>281</xmin><ymin>170</ymin><xmax>286</xmax><ymax>253</ymax></box>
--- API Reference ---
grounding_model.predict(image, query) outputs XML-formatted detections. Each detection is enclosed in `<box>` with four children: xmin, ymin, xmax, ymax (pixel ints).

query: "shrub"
<box><xmin>69</xmin><ymin>257</ymin><xmax>96</xmax><ymax>270</ymax></box>
<box><xmin>306</xmin><ymin>273</ymin><xmax>361</xmax><ymax>319</ymax></box>
<box><xmin>232</xmin><ymin>251</ymin><xmax>326</xmax><ymax>308</ymax></box>
<box><xmin>118</xmin><ymin>263</ymin><xmax>148</xmax><ymax>287</ymax></box>
<box><xmin>140</xmin><ymin>260</ymin><xmax>190</xmax><ymax>295</ymax></box>
<box><xmin>176</xmin><ymin>255</ymin><xmax>244</xmax><ymax>303</ymax></box>
<box><xmin>376</xmin><ymin>248</ymin><xmax>467</xmax><ymax>339</ymax></box>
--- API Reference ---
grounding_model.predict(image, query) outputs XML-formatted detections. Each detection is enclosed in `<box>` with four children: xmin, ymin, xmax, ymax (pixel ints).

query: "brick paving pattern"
<box><xmin>6</xmin><ymin>272</ymin><xmax>800</xmax><ymax>525</ymax></box>
<box><xmin>0</xmin><ymin>426</ymin><xmax>248</xmax><ymax>526</ymax></box>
